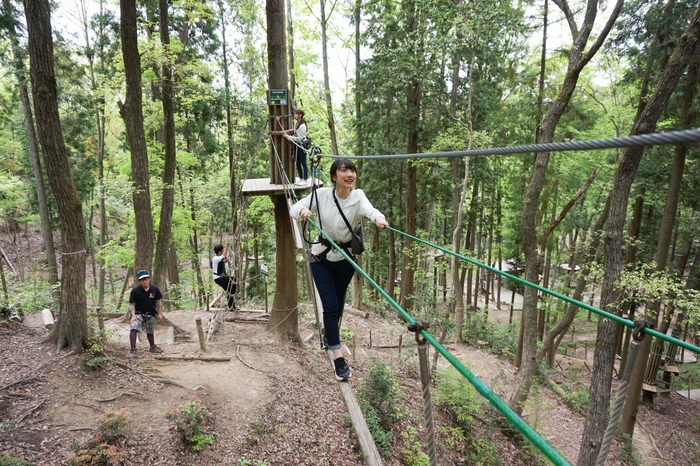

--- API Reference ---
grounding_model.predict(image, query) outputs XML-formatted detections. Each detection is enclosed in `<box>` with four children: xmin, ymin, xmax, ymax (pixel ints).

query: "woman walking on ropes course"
<box><xmin>290</xmin><ymin>158</ymin><xmax>388</xmax><ymax>381</ymax></box>
<box><xmin>283</xmin><ymin>108</ymin><xmax>309</xmax><ymax>186</ymax></box>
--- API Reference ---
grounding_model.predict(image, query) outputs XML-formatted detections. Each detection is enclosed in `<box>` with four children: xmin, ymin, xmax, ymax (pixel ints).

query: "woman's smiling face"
<box><xmin>333</xmin><ymin>165</ymin><xmax>356</xmax><ymax>187</ymax></box>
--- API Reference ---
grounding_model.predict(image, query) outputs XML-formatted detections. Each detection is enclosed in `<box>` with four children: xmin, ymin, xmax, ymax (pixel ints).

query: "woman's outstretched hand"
<box><xmin>299</xmin><ymin>207</ymin><xmax>312</xmax><ymax>220</ymax></box>
<box><xmin>375</xmin><ymin>218</ymin><xmax>389</xmax><ymax>229</ymax></box>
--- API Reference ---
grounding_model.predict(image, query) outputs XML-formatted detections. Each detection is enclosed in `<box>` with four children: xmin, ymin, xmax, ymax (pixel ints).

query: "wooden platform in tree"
<box><xmin>241</xmin><ymin>178</ymin><xmax>323</xmax><ymax>197</ymax></box>
<box><xmin>642</xmin><ymin>383</ymin><xmax>672</xmax><ymax>394</ymax></box>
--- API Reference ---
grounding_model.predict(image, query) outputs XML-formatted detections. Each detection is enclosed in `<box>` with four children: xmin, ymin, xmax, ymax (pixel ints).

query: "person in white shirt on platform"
<box><xmin>212</xmin><ymin>241</ymin><xmax>236</xmax><ymax>311</ymax></box>
<box><xmin>290</xmin><ymin>158</ymin><xmax>388</xmax><ymax>381</ymax></box>
<box><xmin>283</xmin><ymin>109</ymin><xmax>309</xmax><ymax>186</ymax></box>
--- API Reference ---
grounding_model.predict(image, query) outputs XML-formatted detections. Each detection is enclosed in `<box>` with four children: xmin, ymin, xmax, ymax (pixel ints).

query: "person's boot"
<box><xmin>149</xmin><ymin>345</ymin><xmax>163</xmax><ymax>354</ymax></box>
<box><xmin>129</xmin><ymin>348</ymin><xmax>137</xmax><ymax>359</ymax></box>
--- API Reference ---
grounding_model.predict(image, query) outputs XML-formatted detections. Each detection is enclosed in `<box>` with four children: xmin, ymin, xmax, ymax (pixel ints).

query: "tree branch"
<box><xmin>540</xmin><ymin>168</ymin><xmax>597</xmax><ymax>251</ymax></box>
<box><xmin>581</xmin><ymin>0</ymin><xmax>625</xmax><ymax>66</ymax></box>
<box><xmin>552</xmin><ymin>0</ymin><xmax>578</xmax><ymax>39</ymax></box>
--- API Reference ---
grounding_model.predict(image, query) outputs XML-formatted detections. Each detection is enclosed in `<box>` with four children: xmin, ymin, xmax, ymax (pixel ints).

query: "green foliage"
<box><xmin>85</xmin><ymin>337</ymin><xmax>113</xmax><ymax>370</ymax></box>
<box><xmin>237</xmin><ymin>459</ymin><xmax>269</xmax><ymax>466</ymax></box>
<box><xmin>434</xmin><ymin>363</ymin><xmax>483</xmax><ymax>432</ymax></box>
<box><xmin>66</xmin><ymin>408</ymin><xmax>130</xmax><ymax>465</ymax></box>
<box><xmin>339</xmin><ymin>325</ymin><xmax>354</xmax><ymax>342</ymax></box>
<box><xmin>460</xmin><ymin>313</ymin><xmax>517</xmax><ymax>361</ymax></box>
<box><xmin>360</xmin><ymin>402</ymin><xmax>393</xmax><ymax>454</ymax></box>
<box><xmin>86</xmin><ymin>356</ymin><xmax>113</xmax><ymax>370</ymax></box>
<box><xmin>671</xmin><ymin>362</ymin><xmax>700</xmax><ymax>391</ymax></box>
<box><xmin>561</xmin><ymin>386</ymin><xmax>589</xmax><ymax>415</ymax></box>
<box><xmin>357</xmin><ymin>360</ymin><xmax>403</xmax><ymax>455</ymax></box>
<box><xmin>357</xmin><ymin>360</ymin><xmax>403</xmax><ymax>428</ymax></box>
<box><xmin>96</xmin><ymin>408</ymin><xmax>131</xmax><ymax>443</ymax></box>
<box><xmin>0</xmin><ymin>456</ymin><xmax>32</xmax><ymax>466</ymax></box>
<box><xmin>400</xmin><ymin>425</ymin><xmax>429</xmax><ymax>466</ymax></box>
<box><xmin>165</xmin><ymin>398</ymin><xmax>214</xmax><ymax>451</ymax></box>
<box><xmin>618</xmin><ymin>434</ymin><xmax>641</xmax><ymax>466</ymax></box>
<box><xmin>0</xmin><ymin>420</ymin><xmax>15</xmax><ymax>432</ymax></box>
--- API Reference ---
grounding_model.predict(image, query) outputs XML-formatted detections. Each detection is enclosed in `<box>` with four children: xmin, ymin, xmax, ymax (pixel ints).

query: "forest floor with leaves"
<box><xmin>0</xmin><ymin>300</ymin><xmax>699</xmax><ymax>465</ymax></box>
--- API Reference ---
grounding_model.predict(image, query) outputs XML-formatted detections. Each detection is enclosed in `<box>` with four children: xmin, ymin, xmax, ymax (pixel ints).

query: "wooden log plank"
<box><xmin>154</xmin><ymin>356</ymin><xmax>230</xmax><ymax>362</ymax></box>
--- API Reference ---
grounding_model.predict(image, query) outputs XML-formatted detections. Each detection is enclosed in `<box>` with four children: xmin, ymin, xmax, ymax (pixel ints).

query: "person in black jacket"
<box><xmin>128</xmin><ymin>269</ymin><xmax>163</xmax><ymax>358</ymax></box>
<box><xmin>212</xmin><ymin>241</ymin><xmax>237</xmax><ymax>311</ymax></box>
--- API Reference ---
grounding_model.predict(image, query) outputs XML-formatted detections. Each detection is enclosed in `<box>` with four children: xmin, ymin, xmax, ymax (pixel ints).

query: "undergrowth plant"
<box><xmin>461</xmin><ymin>312</ymin><xmax>517</xmax><ymax>361</ymax></box>
<box><xmin>434</xmin><ymin>363</ymin><xmax>483</xmax><ymax>432</ymax></box>
<box><xmin>400</xmin><ymin>425</ymin><xmax>429</xmax><ymax>466</ymax></box>
<box><xmin>65</xmin><ymin>408</ymin><xmax>131</xmax><ymax>465</ymax></box>
<box><xmin>0</xmin><ymin>456</ymin><xmax>32</xmax><ymax>466</ymax></box>
<box><xmin>165</xmin><ymin>398</ymin><xmax>214</xmax><ymax>451</ymax></box>
<box><xmin>357</xmin><ymin>360</ymin><xmax>403</xmax><ymax>455</ymax></box>
<box><xmin>85</xmin><ymin>336</ymin><xmax>113</xmax><ymax>370</ymax></box>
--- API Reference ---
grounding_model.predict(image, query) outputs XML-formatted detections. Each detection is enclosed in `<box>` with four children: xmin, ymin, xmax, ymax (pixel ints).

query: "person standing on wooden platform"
<box><xmin>128</xmin><ymin>269</ymin><xmax>164</xmax><ymax>358</ymax></box>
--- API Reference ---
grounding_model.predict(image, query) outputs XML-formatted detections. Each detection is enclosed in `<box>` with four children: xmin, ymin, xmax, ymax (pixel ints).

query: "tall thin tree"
<box><xmin>24</xmin><ymin>0</ymin><xmax>88</xmax><ymax>351</ymax></box>
<box><xmin>119</xmin><ymin>0</ymin><xmax>155</xmax><ymax>278</ymax></box>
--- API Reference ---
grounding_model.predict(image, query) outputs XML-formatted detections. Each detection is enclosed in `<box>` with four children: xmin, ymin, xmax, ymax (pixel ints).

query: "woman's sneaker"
<box><xmin>334</xmin><ymin>357</ymin><xmax>351</xmax><ymax>381</ymax></box>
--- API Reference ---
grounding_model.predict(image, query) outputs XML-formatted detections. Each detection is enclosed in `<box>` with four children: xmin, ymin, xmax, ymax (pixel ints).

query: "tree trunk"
<box><xmin>119</xmin><ymin>0</ymin><xmax>155</xmax><ymax>277</ymax></box>
<box><xmin>24</xmin><ymin>0</ymin><xmax>88</xmax><ymax>352</ymax></box>
<box><xmin>219</xmin><ymin>0</ymin><xmax>237</xmax><ymax>234</ymax></box>
<box><xmin>320</xmin><ymin>0</ymin><xmax>339</xmax><ymax>155</ymax></box>
<box><xmin>152</xmin><ymin>0</ymin><xmax>177</xmax><ymax>293</ymax></box>
<box><xmin>510</xmin><ymin>0</ymin><xmax>624</xmax><ymax>417</ymax></box>
<box><xmin>350</xmin><ymin>0</ymin><xmax>363</xmax><ymax>309</ymax></box>
<box><xmin>4</xmin><ymin>0</ymin><xmax>58</xmax><ymax>293</ymax></box>
<box><xmin>451</xmin><ymin>44</ymin><xmax>475</xmax><ymax>342</ymax></box>
<box><xmin>286</xmin><ymin>0</ymin><xmax>296</xmax><ymax>100</ymax></box>
<box><xmin>579</xmin><ymin>6</ymin><xmax>700</xmax><ymax>463</ymax></box>
<box><xmin>619</xmin><ymin>28</ymin><xmax>700</xmax><ymax>439</ymax></box>
<box><xmin>265</xmin><ymin>0</ymin><xmax>299</xmax><ymax>343</ymax></box>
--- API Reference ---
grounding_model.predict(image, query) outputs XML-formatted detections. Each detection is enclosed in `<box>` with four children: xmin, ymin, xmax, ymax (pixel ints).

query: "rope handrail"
<box><xmin>317</xmin><ymin>128</ymin><xmax>700</xmax><ymax>160</ymax></box>
<box><xmin>386</xmin><ymin>226</ymin><xmax>700</xmax><ymax>356</ymax></box>
<box><xmin>302</xmin><ymin>218</ymin><xmax>571</xmax><ymax>466</ymax></box>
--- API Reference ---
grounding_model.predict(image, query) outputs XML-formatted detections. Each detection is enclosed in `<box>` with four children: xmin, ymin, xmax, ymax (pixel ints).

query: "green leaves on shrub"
<box><xmin>357</xmin><ymin>360</ymin><xmax>403</xmax><ymax>455</ymax></box>
<box><xmin>434</xmin><ymin>364</ymin><xmax>483</xmax><ymax>431</ymax></box>
<box><xmin>165</xmin><ymin>398</ymin><xmax>214</xmax><ymax>451</ymax></box>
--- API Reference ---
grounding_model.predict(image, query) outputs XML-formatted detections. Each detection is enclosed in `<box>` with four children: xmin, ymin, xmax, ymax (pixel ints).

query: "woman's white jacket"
<box><xmin>290</xmin><ymin>187</ymin><xmax>386</xmax><ymax>262</ymax></box>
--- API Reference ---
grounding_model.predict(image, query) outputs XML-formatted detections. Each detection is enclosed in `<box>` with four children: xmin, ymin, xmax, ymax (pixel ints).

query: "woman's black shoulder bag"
<box><xmin>333</xmin><ymin>190</ymin><xmax>364</xmax><ymax>255</ymax></box>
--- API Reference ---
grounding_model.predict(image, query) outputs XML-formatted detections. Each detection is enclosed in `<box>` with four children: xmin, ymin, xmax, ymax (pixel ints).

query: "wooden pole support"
<box><xmin>195</xmin><ymin>317</ymin><xmax>207</xmax><ymax>351</ymax></box>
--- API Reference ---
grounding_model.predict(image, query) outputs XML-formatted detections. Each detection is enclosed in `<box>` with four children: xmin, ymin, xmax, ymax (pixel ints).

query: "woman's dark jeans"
<box><xmin>310</xmin><ymin>258</ymin><xmax>356</xmax><ymax>350</ymax></box>
<box><xmin>296</xmin><ymin>146</ymin><xmax>308</xmax><ymax>180</ymax></box>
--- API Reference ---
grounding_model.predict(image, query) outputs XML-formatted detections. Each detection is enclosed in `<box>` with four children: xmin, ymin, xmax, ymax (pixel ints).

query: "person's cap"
<box><xmin>137</xmin><ymin>270</ymin><xmax>150</xmax><ymax>280</ymax></box>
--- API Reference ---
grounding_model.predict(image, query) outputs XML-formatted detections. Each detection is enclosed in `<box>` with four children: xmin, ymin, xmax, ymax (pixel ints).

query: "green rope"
<box><xmin>303</xmin><ymin>219</ymin><xmax>571</xmax><ymax>466</ymax></box>
<box><xmin>386</xmin><ymin>226</ymin><xmax>700</xmax><ymax>356</ymax></box>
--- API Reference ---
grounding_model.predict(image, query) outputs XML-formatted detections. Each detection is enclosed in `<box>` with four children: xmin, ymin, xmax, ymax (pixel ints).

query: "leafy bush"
<box><xmin>400</xmin><ymin>425</ymin><xmax>430</xmax><ymax>466</ymax></box>
<box><xmin>461</xmin><ymin>313</ymin><xmax>517</xmax><ymax>360</ymax></box>
<box><xmin>66</xmin><ymin>438</ymin><xmax>127</xmax><ymax>466</ymax></box>
<box><xmin>357</xmin><ymin>360</ymin><xmax>403</xmax><ymax>455</ymax></box>
<box><xmin>165</xmin><ymin>398</ymin><xmax>214</xmax><ymax>451</ymax></box>
<box><xmin>65</xmin><ymin>408</ymin><xmax>130</xmax><ymax>465</ymax></box>
<box><xmin>360</xmin><ymin>402</ymin><xmax>393</xmax><ymax>454</ymax></box>
<box><xmin>0</xmin><ymin>456</ymin><xmax>32</xmax><ymax>466</ymax></box>
<box><xmin>357</xmin><ymin>360</ymin><xmax>402</xmax><ymax>428</ymax></box>
<box><xmin>434</xmin><ymin>364</ymin><xmax>483</xmax><ymax>432</ymax></box>
<box><xmin>96</xmin><ymin>408</ymin><xmax>131</xmax><ymax>443</ymax></box>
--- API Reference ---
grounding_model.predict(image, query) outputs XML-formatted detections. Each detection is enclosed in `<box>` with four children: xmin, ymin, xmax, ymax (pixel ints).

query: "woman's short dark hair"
<box><xmin>330</xmin><ymin>158</ymin><xmax>356</xmax><ymax>184</ymax></box>
<box><xmin>214</xmin><ymin>244</ymin><xmax>224</xmax><ymax>254</ymax></box>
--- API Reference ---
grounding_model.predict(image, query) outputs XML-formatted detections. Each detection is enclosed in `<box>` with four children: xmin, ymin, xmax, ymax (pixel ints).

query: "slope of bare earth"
<box><xmin>0</xmin><ymin>304</ymin><xmax>698</xmax><ymax>465</ymax></box>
